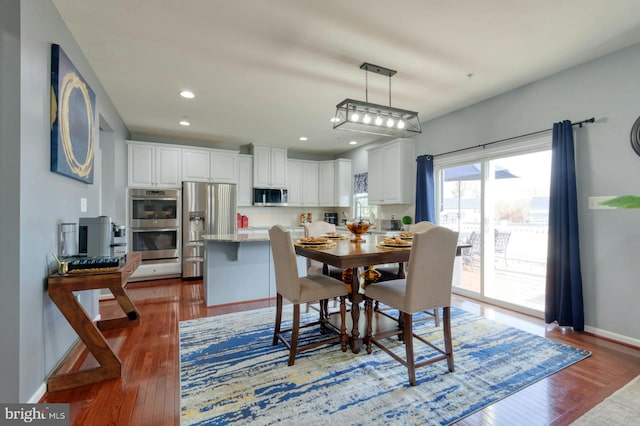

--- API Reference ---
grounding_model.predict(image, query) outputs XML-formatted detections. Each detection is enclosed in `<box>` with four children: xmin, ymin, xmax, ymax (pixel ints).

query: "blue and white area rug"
<box><xmin>180</xmin><ymin>306</ymin><xmax>590</xmax><ymax>425</ymax></box>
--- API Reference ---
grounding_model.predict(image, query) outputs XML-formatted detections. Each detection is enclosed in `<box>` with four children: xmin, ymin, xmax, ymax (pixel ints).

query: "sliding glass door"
<box><xmin>437</xmin><ymin>142</ymin><xmax>551</xmax><ymax>316</ymax></box>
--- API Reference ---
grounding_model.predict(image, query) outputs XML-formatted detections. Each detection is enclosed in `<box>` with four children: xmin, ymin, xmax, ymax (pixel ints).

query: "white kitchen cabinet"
<box><xmin>334</xmin><ymin>158</ymin><xmax>352</xmax><ymax>207</ymax></box>
<box><xmin>367</xmin><ymin>140</ymin><xmax>415</xmax><ymax>204</ymax></box>
<box><xmin>236</xmin><ymin>154</ymin><xmax>253</xmax><ymax>206</ymax></box>
<box><xmin>182</xmin><ymin>148</ymin><xmax>237</xmax><ymax>183</ymax></box>
<box><xmin>287</xmin><ymin>160</ymin><xmax>318</xmax><ymax>206</ymax></box>
<box><xmin>318</xmin><ymin>161</ymin><xmax>335</xmax><ymax>206</ymax></box>
<box><xmin>317</xmin><ymin>159</ymin><xmax>352</xmax><ymax>207</ymax></box>
<box><xmin>127</xmin><ymin>141</ymin><xmax>181</xmax><ymax>188</ymax></box>
<box><xmin>252</xmin><ymin>144</ymin><xmax>287</xmax><ymax>188</ymax></box>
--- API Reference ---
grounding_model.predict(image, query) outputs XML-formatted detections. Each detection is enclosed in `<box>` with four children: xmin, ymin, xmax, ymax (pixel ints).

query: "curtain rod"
<box><xmin>432</xmin><ymin>117</ymin><xmax>595</xmax><ymax>158</ymax></box>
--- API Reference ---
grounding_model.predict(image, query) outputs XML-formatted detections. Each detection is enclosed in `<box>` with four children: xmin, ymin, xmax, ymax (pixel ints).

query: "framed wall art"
<box><xmin>50</xmin><ymin>44</ymin><xmax>96</xmax><ymax>184</ymax></box>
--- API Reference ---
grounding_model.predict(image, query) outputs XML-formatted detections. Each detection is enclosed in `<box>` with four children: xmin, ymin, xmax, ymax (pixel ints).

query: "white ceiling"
<box><xmin>52</xmin><ymin>0</ymin><xmax>640</xmax><ymax>155</ymax></box>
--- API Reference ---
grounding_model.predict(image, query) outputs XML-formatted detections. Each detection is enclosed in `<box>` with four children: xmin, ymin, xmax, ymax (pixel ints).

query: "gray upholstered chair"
<box><xmin>375</xmin><ymin>221</ymin><xmax>435</xmax><ymax>279</ymax></box>
<box><xmin>303</xmin><ymin>221</ymin><xmax>339</xmax><ymax>276</ymax></box>
<box><xmin>364</xmin><ymin>226</ymin><xmax>459</xmax><ymax>386</ymax></box>
<box><xmin>375</xmin><ymin>221</ymin><xmax>440</xmax><ymax>326</ymax></box>
<box><xmin>303</xmin><ymin>221</ymin><xmax>344</xmax><ymax>314</ymax></box>
<box><xmin>269</xmin><ymin>225</ymin><xmax>348</xmax><ymax>366</ymax></box>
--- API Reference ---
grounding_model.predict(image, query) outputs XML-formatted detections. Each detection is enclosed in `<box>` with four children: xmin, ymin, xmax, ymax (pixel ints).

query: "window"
<box><xmin>435</xmin><ymin>135</ymin><xmax>551</xmax><ymax>316</ymax></box>
<box><xmin>353</xmin><ymin>172</ymin><xmax>377</xmax><ymax>220</ymax></box>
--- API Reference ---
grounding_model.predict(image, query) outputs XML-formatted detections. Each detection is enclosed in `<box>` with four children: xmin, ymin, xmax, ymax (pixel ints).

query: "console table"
<box><xmin>47</xmin><ymin>252</ymin><xmax>141</xmax><ymax>391</ymax></box>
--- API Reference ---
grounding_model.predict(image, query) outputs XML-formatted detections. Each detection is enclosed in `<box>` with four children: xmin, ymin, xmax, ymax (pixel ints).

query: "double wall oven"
<box><xmin>128</xmin><ymin>188</ymin><xmax>180</xmax><ymax>263</ymax></box>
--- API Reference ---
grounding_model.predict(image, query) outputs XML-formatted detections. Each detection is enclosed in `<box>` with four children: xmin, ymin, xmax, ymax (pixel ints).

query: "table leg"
<box><xmin>97</xmin><ymin>286</ymin><xmax>140</xmax><ymax>330</ymax></box>
<box><xmin>349</xmin><ymin>267</ymin><xmax>363</xmax><ymax>353</ymax></box>
<box><xmin>47</xmin><ymin>290</ymin><xmax>122</xmax><ymax>391</ymax></box>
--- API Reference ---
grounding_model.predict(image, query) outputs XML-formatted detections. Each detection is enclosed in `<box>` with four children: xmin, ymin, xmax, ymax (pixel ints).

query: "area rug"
<box><xmin>571</xmin><ymin>375</ymin><xmax>640</xmax><ymax>425</ymax></box>
<box><xmin>180</xmin><ymin>306</ymin><xmax>590</xmax><ymax>425</ymax></box>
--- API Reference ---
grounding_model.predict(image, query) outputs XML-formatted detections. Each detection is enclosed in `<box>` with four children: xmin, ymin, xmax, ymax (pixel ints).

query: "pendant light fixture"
<box><xmin>333</xmin><ymin>63</ymin><xmax>421</xmax><ymax>137</ymax></box>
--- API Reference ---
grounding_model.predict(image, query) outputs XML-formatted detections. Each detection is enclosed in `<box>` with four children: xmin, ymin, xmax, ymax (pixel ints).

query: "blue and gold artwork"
<box><xmin>50</xmin><ymin>44</ymin><xmax>96</xmax><ymax>184</ymax></box>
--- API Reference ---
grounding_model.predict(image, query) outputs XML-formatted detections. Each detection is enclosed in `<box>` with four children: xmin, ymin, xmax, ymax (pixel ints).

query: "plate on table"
<box><xmin>324</xmin><ymin>234</ymin><xmax>347</xmax><ymax>239</ymax></box>
<box><xmin>380</xmin><ymin>242</ymin><xmax>412</xmax><ymax>248</ymax></box>
<box><xmin>297</xmin><ymin>237</ymin><xmax>329</xmax><ymax>245</ymax></box>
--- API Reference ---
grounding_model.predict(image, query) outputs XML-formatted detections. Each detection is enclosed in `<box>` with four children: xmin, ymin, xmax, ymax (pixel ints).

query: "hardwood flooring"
<box><xmin>42</xmin><ymin>278</ymin><xmax>640</xmax><ymax>425</ymax></box>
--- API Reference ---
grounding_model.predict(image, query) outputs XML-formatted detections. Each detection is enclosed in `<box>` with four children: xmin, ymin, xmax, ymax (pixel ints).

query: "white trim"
<box><xmin>434</xmin><ymin>132</ymin><xmax>552</xmax><ymax>167</ymax></box>
<box><xmin>27</xmin><ymin>382</ymin><xmax>47</xmax><ymax>403</ymax></box>
<box><xmin>584</xmin><ymin>325</ymin><xmax>640</xmax><ymax>348</ymax></box>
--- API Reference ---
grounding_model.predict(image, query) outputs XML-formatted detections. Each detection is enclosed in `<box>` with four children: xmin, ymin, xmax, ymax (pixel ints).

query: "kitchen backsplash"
<box><xmin>237</xmin><ymin>204</ymin><xmax>416</xmax><ymax>229</ymax></box>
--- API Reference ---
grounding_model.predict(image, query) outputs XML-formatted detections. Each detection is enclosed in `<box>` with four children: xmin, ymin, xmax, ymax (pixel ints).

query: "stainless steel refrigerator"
<box><xmin>182</xmin><ymin>181</ymin><xmax>237</xmax><ymax>278</ymax></box>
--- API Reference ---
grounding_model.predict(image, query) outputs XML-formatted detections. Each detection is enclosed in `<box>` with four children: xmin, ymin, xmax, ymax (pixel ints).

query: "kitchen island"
<box><xmin>202</xmin><ymin>230</ymin><xmax>305</xmax><ymax>306</ymax></box>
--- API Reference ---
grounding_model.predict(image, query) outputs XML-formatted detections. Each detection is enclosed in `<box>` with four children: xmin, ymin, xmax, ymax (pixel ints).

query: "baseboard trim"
<box><xmin>585</xmin><ymin>325</ymin><xmax>640</xmax><ymax>349</ymax></box>
<box><xmin>30</xmin><ymin>382</ymin><xmax>47</xmax><ymax>403</ymax></box>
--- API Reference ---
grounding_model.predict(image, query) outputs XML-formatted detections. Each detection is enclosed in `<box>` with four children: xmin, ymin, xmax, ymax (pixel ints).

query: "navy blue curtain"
<box><xmin>545</xmin><ymin>120</ymin><xmax>584</xmax><ymax>331</ymax></box>
<box><xmin>415</xmin><ymin>155</ymin><xmax>435</xmax><ymax>223</ymax></box>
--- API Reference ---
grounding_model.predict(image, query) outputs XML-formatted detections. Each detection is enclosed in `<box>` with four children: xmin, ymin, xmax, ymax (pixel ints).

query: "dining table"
<box><xmin>294</xmin><ymin>233</ymin><xmax>470</xmax><ymax>353</ymax></box>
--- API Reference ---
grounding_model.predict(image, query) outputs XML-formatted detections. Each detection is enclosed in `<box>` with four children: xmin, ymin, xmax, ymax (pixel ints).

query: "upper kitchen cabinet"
<box><xmin>319</xmin><ymin>159</ymin><xmax>352</xmax><ymax>207</ymax></box>
<box><xmin>236</xmin><ymin>154</ymin><xmax>253</xmax><ymax>206</ymax></box>
<box><xmin>182</xmin><ymin>147</ymin><xmax>238</xmax><ymax>183</ymax></box>
<box><xmin>127</xmin><ymin>141</ymin><xmax>181</xmax><ymax>188</ymax></box>
<box><xmin>252</xmin><ymin>144</ymin><xmax>287</xmax><ymax>188</ymax></box>
<box><xmin>287</xmin><ymin>160</ymin><xmax>319</xmax><ymax>206</ymax></box>
<box><xmin>367</xmin><ymin>140</ymin><xmax>415</xmax><ymax>204</ymax></box>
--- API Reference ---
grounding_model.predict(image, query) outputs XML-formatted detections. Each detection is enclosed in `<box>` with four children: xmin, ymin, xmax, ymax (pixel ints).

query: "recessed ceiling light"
<box><xmin>180</xmin><ymin>90</ymin><xmax>195</xmax><ymax>99</ymax></box>
<box><xmin>349</xmin><ymin>140</ymin><xmax>358</xmax><ymax>145</ymax></box>
<box><xmin>299</xmin><ymin>137</ymin><xmax>308</xmax><ymax>141</ymax></box>
<box><xmin>179</xmin><ymin>118</ymin><xmax>191</xmax><ymax>126</ymax></box>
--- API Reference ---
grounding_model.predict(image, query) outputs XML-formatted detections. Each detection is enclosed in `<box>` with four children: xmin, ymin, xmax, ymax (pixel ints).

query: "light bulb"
<box><xmin>363</xmin><ymin>114</ymin><xmax>371</xmax><ymax>124</ymax></box>
<box><xmin>351</xmin><ymin>112</ymin><xmax>360</xmax><ymax>122</ymax></box>
<box><xmin>397</xmin><ymin>120</ymin><xmax>405</xmax><ymax>129</ymax></box>
<box><xmin>386</xmin><ymin>117</ymin><xmax>395</xmax><ymax>127</ymax></box>
<box><xmin>374</xmin><ymin>116</ymin><xmax>383</xmax><ymax>126</ymax></box>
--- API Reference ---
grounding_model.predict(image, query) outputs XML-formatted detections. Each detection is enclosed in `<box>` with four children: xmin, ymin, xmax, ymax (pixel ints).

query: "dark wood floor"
<box><xmin>42</xmin><ymin>278</ymin><xmax>640</xmax><ymax>425</ymax></box>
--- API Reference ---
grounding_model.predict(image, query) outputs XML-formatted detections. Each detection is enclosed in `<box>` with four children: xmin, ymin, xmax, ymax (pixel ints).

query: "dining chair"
<box><xmin>269</xmin><ymin>225</ymin><xmax>348</xmax><ymax>366</ymax></box>
<box><xmin>303</xmin><ymin>221</ymin><xmax>344</xmax><ymax>314</ymax></box>
<box><xmin>364</xmin><ymin>226</ymin><xmax>459</xmax><ymax>386</ymax></box>
<box><xmin>374</xmin><ymin>221</ymin><xmax>440</xmax><ymax>326</ymax></box>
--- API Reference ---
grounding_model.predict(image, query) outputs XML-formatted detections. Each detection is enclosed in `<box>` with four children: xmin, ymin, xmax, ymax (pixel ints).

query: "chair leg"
<box><xmin>403</xmin><ymin>312</ymin><xmax>416</xmax><ymax>386</ymax></box>
<box><xmin>433</xmin><ymin>308</ymin><xmax>440</xmax><ymax>327</ymax></box>
<box><xmin>443</xmin><ymin>306</ymin><xmax>455</xmax><ymax>372</ymax></box>
<box><xmin>288</xmin><ymin>304</ymin><xmax>301</xmax><ymax>366</ymax></box>
<box><xmin>365</xmin><ymin>298</ymin><xmax>373</xmax><ymax>354</ymax></box>
<box><xmin>273</xmin><ymin>294</ymin><xmax>283</xmax><ymax>346</ymax></box>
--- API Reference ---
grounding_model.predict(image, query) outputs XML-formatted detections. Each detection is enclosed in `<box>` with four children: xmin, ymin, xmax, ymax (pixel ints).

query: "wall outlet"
<box><xmin>588</xmin><ymin>196</ymin><xmax>616</xmax><ymax>210</ymax></box>
<box><xmin>80</xmin><ymin>197</ymin><xmax>87</xmax><ymax>212</ymax></box>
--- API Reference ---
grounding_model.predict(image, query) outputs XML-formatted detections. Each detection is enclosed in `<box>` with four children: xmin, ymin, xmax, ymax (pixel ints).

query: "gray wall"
<box><xmin>0</xmin><ymin>0</ymin><xmax>22</xmax><ymax>404</ymax></box>
<box><xmin>343</xmin><ymin>43</ymin><xmax>640</xmax><ymax>343</ymax></box>
<box><xmin>1</xmin><ymin>0</ymin><xmax>129</xmax><ymax>402</ymax></box>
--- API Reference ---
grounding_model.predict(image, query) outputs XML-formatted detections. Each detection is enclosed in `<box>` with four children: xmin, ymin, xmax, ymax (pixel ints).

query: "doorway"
<box><xmin>437</xmin><ymin>146</ymin><xmax>551</xmax><ymax>315</ymax></box>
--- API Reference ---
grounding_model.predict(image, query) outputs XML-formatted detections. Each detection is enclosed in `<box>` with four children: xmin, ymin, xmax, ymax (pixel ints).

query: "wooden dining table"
<box><xmin>295</xmin><ymin>233</ymin><xmax>470</xmax><ymax>353</ymax></box>
<box><xmin>295</xmin><ymin>234</ymin><xmax>413</xmax><ymax>353</ymax></box>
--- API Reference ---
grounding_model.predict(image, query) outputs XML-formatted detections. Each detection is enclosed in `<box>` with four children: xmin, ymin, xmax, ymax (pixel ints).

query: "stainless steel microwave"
<box><xmin>253</xmin><ymin>188</ymin><xmax>288</xmax><ymax>206</ymax></box>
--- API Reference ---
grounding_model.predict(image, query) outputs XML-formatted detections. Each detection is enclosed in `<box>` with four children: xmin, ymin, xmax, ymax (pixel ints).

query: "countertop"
<box><xmin>202</xmin><ymin>230</ymin><xmax>305</xmax><ymax>243</ymax></box>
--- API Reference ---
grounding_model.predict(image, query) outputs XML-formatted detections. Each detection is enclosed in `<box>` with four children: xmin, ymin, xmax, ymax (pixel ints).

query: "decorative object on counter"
<box><xmin>341</xmin><ymin>211</ymin><xmax>348</xmax><ymax>225</ymax></box>
<box><xmin>59</xmin><ymin>222</ymin><xmax>77</xmax><ymax>257</ymax></box>
<box><xmin>332</xmin><ymin>63</ymin><xmax>421</xmax><ymax>138</ymax></box>
<box><xmin>299</xmin><ymin>213</ymin><xmax>307</xmax><ymax>225</ymax></box>
<box><xmin>346</xmin><ymin>220</ymin><xmax>370</xmax><ymax>243</ymax></box>
<box><xmin>307</xmin><ymin>212</ymin><xmax>312</xmax><ymax>223</ymax></box>
<box><xmin>402</xmin><ymin>215</ymin><xmax>412</xmax><ymax>225</ymax></box>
